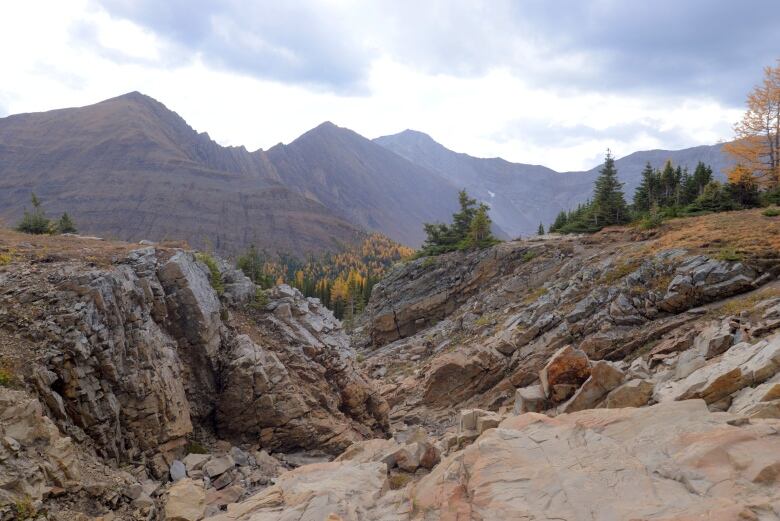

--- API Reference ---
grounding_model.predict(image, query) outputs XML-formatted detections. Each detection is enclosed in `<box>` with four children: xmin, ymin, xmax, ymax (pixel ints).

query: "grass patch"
<box><xmin>714</xmin><ymin>247</ymin><xmax>743</xmax><ymax>262</ymax></box>
<box><xmin>522</xmin><ymin>286</ymin><xmax>548</xmax><ymax>304</ymax></box>
<box><xmin>0</xmin><ymin>250</ymin><xmax>13</xmax><ymax>266</ymax></box>
<box><xmin>624</xmin><ymin>339</ymin><xmax>658</xmax><ymax>364</ymax></box>
<box><xmin>474</xmin><ymin>313</ymin><xmax>495</xmax><ymax>327</ymax></box>
<box><xmin>521</xmin><ymin>250</ymin><xmax>537</xmax><ymax>263</ymax></box>
<box><xmin>602</xmin><ymin>260</ymin><xmax>640</xmax><ymax>285</ymax></box>
<box><xmin>13</xmin><ymin>496</ymin><xmax>36</xmax><ymax>519</ymax></box>
<box><xmin>763</xmin><ymin>207</ymin><xmax>780</xmax><ymax>217</ymax></box>
<box><xmin>420</xmin><ymin>256</ymin><xmax>437</xmax><ymax>269</ymax></box>
<box><xmin>717</xmin><ymin>287</ymin><xmax>780</xmax><ymax>317</ymax></box>
<box><xmin>195</xmin><ymin>252</ymin><xmax>225</xmax><ymax>295</ymax></box>
<box><xmin>388</xmin><ymin>473</ymin><xmax>413</xmax><ymax>490</ymax></box>
<box><xmin>185</xmin><ymin>440</ymin><xmax>209</xmax><ymax>455</ymax></box>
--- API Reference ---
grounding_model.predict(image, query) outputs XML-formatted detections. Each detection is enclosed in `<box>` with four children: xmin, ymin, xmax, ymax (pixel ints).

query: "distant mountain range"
<box><xmin>375</xmin><ymin>131</ymin><xmax>732</xmax><ymax>238</ymax></box>
<box><xmin>0</xmin><ymin>92</ymin><xmax>733</xmax><ymax>254</ymax></box>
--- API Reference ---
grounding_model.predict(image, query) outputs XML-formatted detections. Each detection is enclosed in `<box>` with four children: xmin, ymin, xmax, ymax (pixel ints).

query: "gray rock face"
<box><xmin>659</xmin><ymin>258</ymin><xmax>758</xmax><ymax>312</ymax></box>
<box><xmin>0</xmin><ymin>245</ymin><xmax>388</xmax><ymax>472</ymax></box>
<box><xmin>218</xmin><ymin>286</ymin><xmax>389</xmax><ymax>453</ymax></box>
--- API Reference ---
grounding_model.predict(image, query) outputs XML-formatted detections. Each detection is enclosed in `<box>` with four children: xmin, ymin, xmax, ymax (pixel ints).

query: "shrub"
<box><xmin>249</xmin><ymin>287</ymin><xmax>269</xmax><ymax>310</ymax></box>
<box><xmin>195</xmin><ymin>252</ymin><xmax>224</xmax><ymax>295</ymax></box>
<box><xmin>0</xmin><ymin>368</ymin><xmax>13</xmax><ymax>387</ymax></box>
<box><xmin>763</xmin><ymin>207</ymin><xmax>780</xmax><ymax>217</ymax></box>
<box><xmin>185</xmin><ymin>441</ymin><xmax>208</xmax><ymax>454</ymax></box>
<box><xmin>13</xmin><ymin>496</ymin><xmax>35</xmax><ymax>519</ymax></box>
<box><xmin>0</xmin><ymin>251</ymin><xmax>12</xmax><ymax>266</ymax></box>
<box><xmin>521</xmin><ymin>250</ymin><xmax>537</xmax><ymax>263</ymax></box>
<box><xmin>715</xmin><ymin>247</ymin><xmax>742</xmax><ymax>262</ymax></box>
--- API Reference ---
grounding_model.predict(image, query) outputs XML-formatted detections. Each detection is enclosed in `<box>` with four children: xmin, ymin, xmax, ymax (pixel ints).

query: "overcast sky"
<box><xmin>1</xmin><ymin>1</ymin><xmax>778</xmax><ymax>171</ymax></box>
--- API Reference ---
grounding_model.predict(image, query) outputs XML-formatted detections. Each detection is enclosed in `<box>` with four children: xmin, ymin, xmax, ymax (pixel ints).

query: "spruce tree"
<box><xmin>15</xmin><ymin>192</ymin><xmax>51</xmax><ymax>234</ymax></box>
<box><xmin>464</xmin><ymin>204</ymin><xmax>496</xmax><ymax>249</ymax></box>
<box><xmin>633</xmin><ymin>162</ymin><xmax>656</xmax><ymax>213</ymax></box>
<box><xmin>57</xmin><ymin>212</ymin><xmax>77</xmax><ymax>234</ymax></box>
<box><xmin>591</xmin><ymin>150</ymin><xmax>629</xmax><ymax>227</ymax></box>
<box><xmin>550</xmin><ymin>211</ymin><xmax>568</xmax><ymax>232</ymax></box>
<box><xmin>537</xmin><ymin>222</ymin><xmax>545</xmax><ymax>235</ymax></box>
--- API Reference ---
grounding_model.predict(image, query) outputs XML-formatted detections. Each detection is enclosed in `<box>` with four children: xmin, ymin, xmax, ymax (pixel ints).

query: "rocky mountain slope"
<box><xmin>0</xmin><ymin>92</ymin><xmax>365</xmax><ymax>256</ymax></box>
<box><xmin>3</xmin><ymin>210</ymin><xmax>780</xmax><ymax>520</ymax></box>
<box><xmin>1</xmin><ymin>92</ymin><xmax>734</xmax><ymax>255</ymax></box>
<box><xmin>0</xmin><ymin>229</ymin><xmax>386</xmax><ymax>519</ymax></box>
<box><xmin>0</xmin><ymin>93</ymin><xmax>464</xmax><ymax>253</ymax></box>
<box><xmin>375</xmin><ymin>129</ymin><xmax>732</xmax><ymax>237</ymax></box>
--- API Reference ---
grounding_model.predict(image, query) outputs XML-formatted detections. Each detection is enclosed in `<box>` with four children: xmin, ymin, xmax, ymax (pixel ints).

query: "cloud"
<box><xmin>93</xmin><ymin>0</ymin><xmax>374</xmax><ymax>92</ymax></box>
<box><xmin>0</xmin><ymin>0</ymin><xmax>769</xmax><ymax>173</ymax></box>
<box><xmin>93</xmin><ymin>0</ymin><xmax>780</xmax><ymax>103</ymax></box>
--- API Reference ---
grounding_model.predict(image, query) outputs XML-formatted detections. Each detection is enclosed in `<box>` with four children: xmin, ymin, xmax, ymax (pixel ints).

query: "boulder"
<box><xmin>183</xmin><ymin>454</ymin><xmax>210</xmax><ymax>473</ymax></box>
<box><xmin>561</xmin><ymin>361</ymin><xmax>624</xmax><ymax>413</ymax></box>
<box><xmin>601</xmin><ymin>379</ymin><xmax>654</xmax><ymax>408</ymax></box>
<box><xmin>539</xmin><ymin>345</ymin><xmax>591</xmax><ymax>401</ymax></box>
<box><xmin>165</xmin><ymin>478</ymin><xmax>206</xmax><ymax>521</ymax></box>
<box><xmin>655</xmin><ymin>334</ymin><xmax>780</xmax><ymax>404</ymax></box>
<box><xmin>729</xmin><ymin>374</ymin><xmax>780</xmax><ymax>418</ymax></box>
<box><xmin>203</xmin><ymin>455</ymin><xmax>235</xmax><ymax>478</ymax></box>
<box><xmin>694</xmin><ymin>320</ymin><xmax>735</xmax><ymax>359</ymax></box>
<box><xmin>513</xmin><ymin>384</ymin><xmax>549</xmax><ymax>414</ymax></box>
<box><xmin>206</xmin><ymin>461</ymin><xmax>395</xmax><ymax>521</ymax></box>
<box><xmin>169</xmin><ymin>460</ymin><xmax>187</xmax><ymax>482</ymax></box>
<box><xmin>411</xmin><ymin>400</ymin><xmax>780</xmax><ymax>520</ymax></box>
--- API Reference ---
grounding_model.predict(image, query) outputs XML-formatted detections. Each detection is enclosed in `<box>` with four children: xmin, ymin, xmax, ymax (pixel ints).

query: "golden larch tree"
<box><xmin>723</xmin><ymin>60</ymin><xmax>780</xmax><ymax>188</ymax></box>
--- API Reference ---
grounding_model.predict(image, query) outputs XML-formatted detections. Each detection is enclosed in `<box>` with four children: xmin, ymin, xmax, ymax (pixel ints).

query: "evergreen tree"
<box><xmin>15</xmin><ymin>192</ymin><xmax>51</xmax><ymax>234</ymax></box>
<box><xmin>451</xmin><ymin>190</ymin><xmax>478</xmax><ymax>240</ymax></box>
<box><xmin>57</xmin><ymin>212</ymin><xmax>77</xmax><ymax>234</ymax></box>
<box><xmin>591</xmin><ymin>150</ymin><xmax>629</xmax><ymax>227</ymax></box>
<box><xmin>549</xmin><ymin>211</ymin><xmax>568</xmax><ymax>232</ymax></box>
<box><xmin>633</xmin><ymin>162</ymin><xmax>657</xmax><ymax>212</ymax></box>
<box><xmin>537</xmin><ymin>222</ymin><xmax>545</xmax><ymax>235</ymax></box>
<box><xmin>420</xmin><ymin>189</ymin><xmax>499</xmax><ymax>256</ymax></box>
<box><xmin>463</xmin><ymin>204</ymin><xmax>497</xmax><ymax>249</ymax></box>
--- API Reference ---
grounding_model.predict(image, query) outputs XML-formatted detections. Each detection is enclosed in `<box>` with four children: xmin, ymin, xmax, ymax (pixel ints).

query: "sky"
<box><xmin>1</xmin><ymin>0</ymin><xmax>778</xmax><ymax>171</ymax></box>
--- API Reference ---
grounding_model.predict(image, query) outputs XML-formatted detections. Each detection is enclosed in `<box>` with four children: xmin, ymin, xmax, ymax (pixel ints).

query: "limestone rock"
<box><xmin>412</xmin><ymin>400</ymin><xmax>780</xmax><ymax>520</ymax></box>
<box><xmin>206</xmin><ymin>461</ymin><xmax>401</xmax><ymax>521</ymax></box>
<box><xmin>513</xmin><ymin>384</ymin><xmax>548</xmax><ymax>414</ymax></box>
<box><xmin>0</xmin><ymin>388</ymin><xmax>80</xmax><ymax>503</ymax></box>
<box><xmin>539</xmin><ymin>345</ymin><xmax>591</xmax><ymax>400</ymax></box>
<box><xmin>203</xmin><ymin>455</ymin><xmax>235</xmax><ymax>478</ymax></box>
<box><xmin>729</xmin><ymin>374</ymin><xmax>780</xmax><ymax>418</ymax></box>
<box><xmin>183</xmin><ymin>454</ymin><xmax>210</xmax><ymax>472</ymax></box>
<box><xmin>165</xmin><ymin>478</ymin><xmax>206</xmax><ymax>521</ymax></box>
<box><xmin>561</xmin><ymin>361</ymin><xmax>624</xmax><ymax>413</ymax></box>
<box><xmin>601</xmin><ymin>379</ymin><xmax>654</xmax><ymax>408</ymax></box>
<box><xmin>655</xmin><ymin>334</ymin><xmax>780</xmax><ymax>404</ymax></box>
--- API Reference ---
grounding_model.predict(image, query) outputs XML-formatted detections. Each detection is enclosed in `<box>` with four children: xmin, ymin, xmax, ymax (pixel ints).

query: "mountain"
<box><xmin>375</xmin><ymin>130</ymin><xmax>732</xmax><ymax>236</ymax></box>
<box><xmin>0</xmin><ymin>93</ymin><xmax>478</xmax><ymax>254</ymax></box>
<box><xmin>0</xmin><ymin>92</ymin><xmax>364</xmax><ymax>255</ymax></box>
<box><xmin>265</xmin><ymin>122</ymin><xmax>462</xmax><ymax>247</ymax></box>
<box><xmin>0</xmin><ymin>92</ymin><xmax>734</xmax><ymax>253</ymax></box>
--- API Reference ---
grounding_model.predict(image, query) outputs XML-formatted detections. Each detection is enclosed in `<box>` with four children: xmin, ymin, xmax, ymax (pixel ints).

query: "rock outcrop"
<box><xmin>0</xmin><ymin>235</ymin><xmax>388</xmax><ymax>512</ymax></box>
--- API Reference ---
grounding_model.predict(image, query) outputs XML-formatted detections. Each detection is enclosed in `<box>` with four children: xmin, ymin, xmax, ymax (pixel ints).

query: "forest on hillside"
<box><xmin>236</xmin><ymin>233</ymin><xmax>413</xmax><ymax>320</ymax></box>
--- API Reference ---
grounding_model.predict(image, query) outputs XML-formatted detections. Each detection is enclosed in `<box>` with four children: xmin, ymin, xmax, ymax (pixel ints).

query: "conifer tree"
<box><xmin>633</xmin><ymin>162</ymin><xmax>656</xmax><ymax>212</ymax></box>
<box><xmin>537</xmin><ymin>222</ymin><xmax>545</xmax><ymax>235</ymax></box>
<box><xmin>464</xmin><ymin>204</ymin><xmax>495</xmax><ymax>249</ymax></box>
<box><xmin>15</xmin><ymin>192</ymin><xmax>51</xmax><ymax>235</ymax></box>
<box><xmin>591</xmin><ymin>150</ymin><xmax>629</xmax><ymax>227</ymax></box>
<box><xmin>57</xmin><ymin>212</ymin><xmax>77</xmax><ymax>234</ymax></box>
